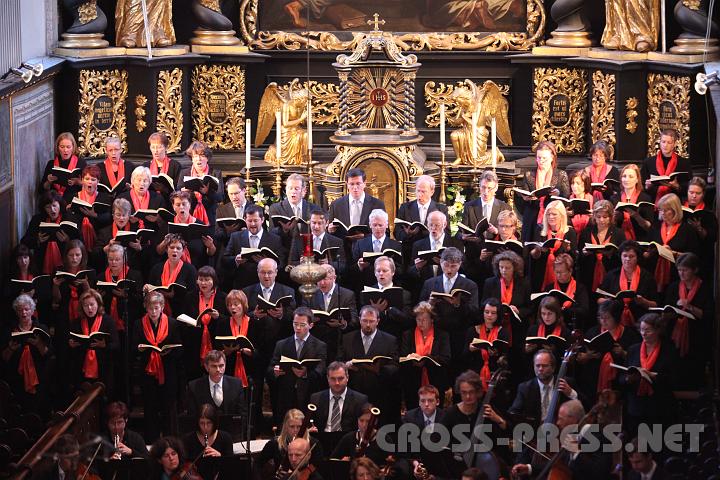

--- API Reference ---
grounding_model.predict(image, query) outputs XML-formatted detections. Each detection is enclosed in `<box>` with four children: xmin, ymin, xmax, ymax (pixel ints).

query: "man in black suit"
<box><xmin>289</xmin><ymin>209</ymin><xmax>346</xmax><ymax>277</ymax></box>
<box><xmin>269</xmin><ymin>173</ymin><xmax>320</xmax><ymax>263</ymax></box>
<box><xmin>187</xmin><ymin>350</ymin><xmax>247</xmax><ymax>419</ymax></box>
<box><xmin>402</xmin><ymin>384</ymin><xmax>445</xmax><ymax>431</ymax></box>
<box><xmin>338</xmin><ymin>305</ymin><xmax>400</xmax><ymax>424</ymax></box>
<box><xmin>627</xmin><ymin>438</ymin><xmax>670</xmax><ymax>480</ymax></box>
<box><xmin>419</xmin><ymin>247</ymin><xmax>479</xmax><ymax>377</ymax></box>
<box><xmin>214</xmin><ymin>177</ymin><xmax>251</xmax><ymax>288</ymax></box>
<box><xmin>368</xmin><ymin>256</ymin><xmax>414</xmax><ymax>340</ymax></box>
<box><xmin>268</xmin><ymin>307</ymin><xmax>328</xmax><ymax>426</ymax></box>
<box><xmin>223</xmin><ymin>204</ymin><xmax>285</xmax><ymax>289</ymax></box>
<box><xmin>309</xmin><ymin>361</ymin><xmax>368</xmax><ymax>433</ymax></box>
<box><xmin>350</xmin><ymin>209</ymin><xmax>403</xmax><ymax>290</ymax></box>
<box><xmin>302</xmin><ymin>263</ymin><xmax>358</xmax><ymax>361</ymax></box>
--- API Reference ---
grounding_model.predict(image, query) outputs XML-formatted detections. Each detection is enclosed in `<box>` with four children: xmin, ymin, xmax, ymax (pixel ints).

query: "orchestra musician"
<box><xmin>181</xmin><ymin>403</ymin><xmax>234</xmax><ymax>459</ymax></box>
<box><xmin>103</xmin><ymin>401</ymin><xmax>148</xmax><ymax>460</ymax></box>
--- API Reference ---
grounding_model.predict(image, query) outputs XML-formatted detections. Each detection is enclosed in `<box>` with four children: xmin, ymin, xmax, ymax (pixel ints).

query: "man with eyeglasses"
<box><xmin>408</xmin><ymin>210</ymin><xmax>464</xmax><ymax>290</ymax></box>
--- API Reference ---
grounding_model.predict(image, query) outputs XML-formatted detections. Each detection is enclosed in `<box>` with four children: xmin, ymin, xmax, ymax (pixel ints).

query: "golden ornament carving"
<box><xmin>279</xmin><ymin>81</ymin><xmax>340</xmax><ymax>126</ymax></box>
<box><xmin>135</xmin><ymin>94</ymin><xmax>147</xmax><ymax>133</ymax></box>
<box><xmin>157</xmin><ymin>68</ymin><xmax>183</xmax><ymax>154</ymax></box>
<box><xmin>240</xmin><ymin>0</ymin><xmax>546</xmax><ymax>52</ymax></box>
<box><xmin>591</xmin><ymin>70</ymin><xmax>616</xmax><ymax>145</ymax></box>
<box><xmin>345</xmin><ymin>67</ymin><xmax>406</xmax><ymax>129</ymax></box>
<box><xmin>78</xmin><ymin>1</ymin><xmax>98</xmax><ymax>25</ymax></box>
<box><xmin>424</xmin><ymin>81</ymin><xmax>510</xmax><ymax>127</ymax></box>
<box><xmin>257</xmin><ymin>79</ymin><xmax>309</xmax><ymax>166</ymax></box>
<box><xmin>192</xmin><ymin>64</ymin><xmax>246</xmax><ymax>150</ymax></box>
<box><xmin>683</xmin><ymin>0</ymin><xmax>701</xmax><ymax>10</ymax></box>
<box><xmin>646</xmin><ymin>73</ymin><xmax>690</xmax><ymax>157</ymax></box>
<box><xmin>531</xmin><ymin>67</ymin><xmax>588</xmax><ymax>153</ymax></box>
<box><xmin>77</xmin><ymin>69</ymin><xmax>128</xmax><ymax>157</ymax></box>
<box><xmin>199</xmin><ymin>0</ymin><xmax>221</xmax><ymax>12</ymax></box>
<box><xmin>625</xmin><ymin>97</ymin><xmax>638</xmax><ymax>133</ymax></box>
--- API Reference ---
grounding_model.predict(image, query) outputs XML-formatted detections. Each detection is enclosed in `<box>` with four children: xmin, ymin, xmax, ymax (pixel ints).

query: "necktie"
<box><xmin>296</xmin><ymin>338</ymin><xmax>304</xmax><ymax>357</ymax></box>
<box><xmin>351</xmin><ymin>199</ymin><xmax>361</xmax><ymax>226</ymax></box>
<box><xmin>235</xmin><ymin>206</ymin><xmax>243</xmax><ymax>218</ymax></box>
<box><xmin>444</xmin><ymin>277</ymin><xmax>452</xmax><ymax>294</ymax></box>
<box><xmin>483</xmin><ymin>202</ymin><xmax>490</xmax><ymax>220</ymax></box>
<box><xmin>424</xmin><ymin>418</ymin><xmax>431</xmax><ymax>427</ymax></box>
<box><xmin>324</xmin><ymin>292</ymin><xmax>331</xmax><ymax>310</ymax></box>
<box><xmin>541</xmin><ymin>384</ymin><xmax>551</xmax><ymax>420</ymax></box>
<box><xmin>212</xmin><ymin>383</ymin><xmax>221</xmax><ymax>407</ymax></box>
<box><xmin>330</xmin><ymin>395</ymin><xmax>342</xmax><ymax>432</ymax></box>
<box><xmin>363</xmin><ymin>334</ymin><xmax>372</xmax><ymax>354</ymax></box>
<box><xmin>263</xmin><ymin>287</ymin><xmax>271</xmax><ymax>300</ymax></box>
<box><xmin>419</xmin><ymin>204</ymin><xmax>427</xmax><ymax>224</ymax></box>
<box><xmin>373</xmin><ymin>239</ymin><xmax>381</xmax><ymax>253</ymax></box>
<box><xmin>250</xmin><ymin>234</ymin><xmax>259</xmax><ymax>249</ymax></box>
<box><xmin>314</xmin><ymin>236</ymin><xmax>322</xmax><ymax>251</ymax></box>
<box><xmin>293</xmin><ymin>204</ymin><xmax>301</xmax><ymax>219</ymax></box>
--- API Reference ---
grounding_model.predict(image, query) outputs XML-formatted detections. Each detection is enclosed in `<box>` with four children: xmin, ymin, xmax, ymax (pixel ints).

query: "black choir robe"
<box><xmin>399</xmin><ymin>327</ymin><xmax>451</xmax><ymax>410</ymax></box>
<box><xmin>515</xmin><ymin>169</ymin><xmax>570</xmax><ymax>242</ymax></box>
<box><xmin>610</xmin><ymin>191</ymin><xmax>654</xmax><ymax>242</ymax></box>
<box><xmin>527</xmin><ymin>227</ymin><xmax>578</xmax><ymax>292</ymax></box>
<box><xmin>68</xmin><ymin>314</ymin><xmax>119</xmax><ymax>393</ymax></box>
<box><xmin>598</xmin><ymin>267</ymin><xmax>657</xmax><ymax>328</ymax></box>
<box><xmin>577</xmin><ymin>225</ymin><xmax>626</xmax><ymax>297</ymax></box>
<box><xmin>177</xmin><ymin>166</ymin><xmax>224</xmax><ymax>226</ymax></box>
<box><xmin>179</xmin><ymin>290</ymin><xmax>228</xmax><ymax>381</ymax></box>
<box><xmin>640</xmin><ymin>154</ymin><xmax>692</xmax><ymax>202</ymax></box>
<box><xmin>146</xmin><ymin>261</ymin><xmax>197</xmax><ymax>317</ymax></box>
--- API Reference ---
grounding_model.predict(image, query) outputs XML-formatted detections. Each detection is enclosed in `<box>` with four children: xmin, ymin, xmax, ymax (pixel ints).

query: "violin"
<box><xmin>170</xmin><ymin>461</ymin><xmax>203</xmax><ymax>480</ymax></box>
<box><xmin>76</xmin><ymin>462</ymin><xmax>102</xmax><ymax>480</ymax></box>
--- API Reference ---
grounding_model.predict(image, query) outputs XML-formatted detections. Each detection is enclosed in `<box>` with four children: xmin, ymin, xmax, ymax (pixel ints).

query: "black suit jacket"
<box><xmin>289</xmin><ymin>232</ymin><xmax>346</xmax><ymax>276</ymax></box>
<box><xmin>408</xmin><ymin>234</ymin><xmax>465</xmax><ymax>282</ymax></box>
<box><xmin>461</xmin><ymin>197</ymin><xmax>512</xmax><ymax>231</ymax></box>
<box><xmin>187</xmin><ymin>374</ymin><xmax>247</xmax><ymax>418</ymax></box>
<box><xmin>393</xmin><ymin>199</ymin><xmax>448</xmax><ymax>243</ymax></box>
<box><xmin>508</xmin><ymin>376</ymin><xmax>577</xmax><ymax>426</ymax></box>
<box><xmin>626</xmin><ymin>464</ymin><xmax>670</xmax><ymax>480</ymax></box>
<box><xmin>222</xmin><ymin>229</ymin><xmax>286</xmax><ymax>289</ymax></box>
<box><xmin>328</xmin><ymin>193</ymin><xmax>386</xmax><ymax>228</ymax></box>
<box><xmin>243</xmin><ymin>282</ymin><xmax>297</xmax><ymax>358</ymax></box>
<box><xmin>309</xmin><ymin>387</ymin><xmax>368</xmax><ymax>432</ymax></box>
<box><xmin>269</xmin><ymin>334</ymin><xmax>328</xmax><ymax>409</ymax></box>
<box><xmin>269</xmin><ymin>198</ymin><xmax>320</xmax><ymax>255</ymax></box>
<box><xmin>351</xmin><ymin>235</ymin><xmax>404</xmax><ymax>288</ymax></box>
<box><xmin>402</xmin><ymin>406</ymin><xmax>445</xmax><ymax>430</ymax></box>
<box><xmin>303</xmin><ymin>284</ymin><xmax>359</xmax><ymax>353</ymax></box>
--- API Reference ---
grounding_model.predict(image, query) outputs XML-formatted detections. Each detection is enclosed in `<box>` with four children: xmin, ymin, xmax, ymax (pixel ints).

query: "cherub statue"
<box><xmin>256</xmin><ymin>79</ymin><xmax>310</xmax><ymax>167</ymax></box>
<box><xmin>450</xmin><ymin>79</ymin><xmax>512</xmax><ymax>166</ymax></box>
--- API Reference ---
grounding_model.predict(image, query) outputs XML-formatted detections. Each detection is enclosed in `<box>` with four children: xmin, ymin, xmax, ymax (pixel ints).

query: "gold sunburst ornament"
<box><xmin>346</xmin><ymin>68</ymin><xmax>404</xmax><ymax>129</ymax></box>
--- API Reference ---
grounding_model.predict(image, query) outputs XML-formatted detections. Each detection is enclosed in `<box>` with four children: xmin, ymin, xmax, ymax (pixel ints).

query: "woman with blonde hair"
<box><xmin>528</xmin><ymin>200</ymin><xmax>577</xmax><ymax>292</ymax></box>
<box><xmin>177</xmin><ymin>140</ymin><xmax>224</xmax><ymax>226</ymax></box>
<box><xmin>611</xmin><ymin>164</ymin><xmax>653</xmax><ymax>241</ymax></box>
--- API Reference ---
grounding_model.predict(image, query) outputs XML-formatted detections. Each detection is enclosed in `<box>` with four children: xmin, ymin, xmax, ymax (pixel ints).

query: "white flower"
<box><xmin>448</xmin><ymin>205</ymin><xmax>458</xmax><ymax>217</ymax></box>
<box><xmin>455</xmin><ymin>193</ymin><xmax>466</xmax><ymax>204</ymax></box>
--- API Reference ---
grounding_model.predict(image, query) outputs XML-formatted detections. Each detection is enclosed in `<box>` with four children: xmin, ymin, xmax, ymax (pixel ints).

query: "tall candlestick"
<box><xmin>661</xmin><ymin>0</ymin><xmax>666</xmax><ymax>53</ymax></box>
<box><xmin>307</xmin><ymin>101</ymin><xmax>313</xmax><ymax>151</ymax></box>
<box><xmin>275</xmin><ymin>111</ymin><xmax>282</xmax><ymax>163</ymax></box>
<box><xmin>471</xmin><ymin>108</ymin><xmax>478</xmax><ymax>161</ymax></box>
<box><xmin>491</xmin><ymin>117</ymin><xmax>497</xmax><ymax>170</ymax></box>
<box><xmin>440</xmin><ymin>104</ymin><xmax>446</xmax><ymax>152</ymax></box>
<box><xmin>245</xmin><ymin>118</ymin><xmax>251</xmax><ymax>170</ymax></box>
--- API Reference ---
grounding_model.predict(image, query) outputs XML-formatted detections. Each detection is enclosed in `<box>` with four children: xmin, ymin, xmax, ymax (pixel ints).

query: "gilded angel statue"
<box><xmin>256</xmin><ymin>79</ymin><xmax>309</xmax><ymax>167</ymax></box>
<box><xmin>450</xmin><ymin>79</ymin><xmax>512</xmax><ymax>166</ymax></box>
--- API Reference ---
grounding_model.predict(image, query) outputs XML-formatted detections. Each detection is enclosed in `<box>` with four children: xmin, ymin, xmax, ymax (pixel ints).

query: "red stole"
<box><xmin>160</xmin><ymin>260</ymin><xmax>184</xmax><ymax>315</ymax></box>
<box><xmin>590</xmin><ymin>229</ymin><xmax>612</xmax><ymax>291</ymax></box>
<box><xmin>81</xmin><ymin>314</ymin><xmax>103</xmax><ymax>379</ymax></box>
<box><xmin>104</xmin><ymin>158</ymin><xmax>125</xmax><ymax>187</ymax></box>
<box><xmin>142</xmin><ymin>314</ymin><xmax>169</xmax><ymax>384</ymax></box>
<box><xmin>149</xmin><ymin>157</ymin><xmax>170</xmax><ymax>175</ymax></box>
<box><xmin>78</xmin><ymin>189</ymin><xmax>98</xmax><ymax>250</ymax></box>
<box><xmin>52</xmin><ymin>155</ymin><xmax>78</xmax><ymax>195</ymax></box>
<box><xmin>570</xmin><ymin>193</ymin><xmax>592</xmax><ymax>235</ymax></box>
<box><xmin>619</xmin><ymin>267</ymin><xmax>640</xmax><ymax>326</ymax></box>
<box><xmin>173</xmin><ymin>214</ymin><xmax>195</xmax><ymax>263</ymax></box>
<box><xmin>415</xmin><ymin>326</ymin><xmax>435</xmax><ymax>387</ymax></box>
<box><xmin>535</xmin><ymin>169</ymin><xmax>552</xmax><ymax>224</ymax></box>
<box><xmin>500</xmin><ymin>277</ymin><xmax>514</xmax><ymax>346</ymax></box>
<box><xmin>478</xmin><ymin>325</ymin><xmax>499</xmax><ymax>390</ymax></box>
<box><xmin>620</xmin><ymin>190</ymin><xmax>640</xmax><ymax>240</ymax></box>
<box><xmin>16</xmin><ymin>326</ymin><xmax>39</xmax><ymax>393</ymax></box>
<box><xmin>129</xmin><ymin>189</ymin><xmax>150</xmax><ymax>229</ymax></box>
<box><xmin>672</xmin><ymin>278</ymin><xmax>701</xmax><ymax>357</ymax></box>
<box><xmin>66</xmin><ymin>267</ymin><xmax>81</xmax><ymax>322</ymax></box>
<box><xmin>638</xmin><ymin>341</ymin><xmax>661</xmax><ymax>396</ymax></box>
<box><xmin>198</xmin><ymin>291</ymin><xmax>216</xmax><ymax>364</ymax></box>
<box><xmin>42</xmin><ymin>216</ymin><xmax>63</xmax><ymax>275</ymax></box>
<box><xmin>684</xmin><ymin>201</ymin><xmax>705</xmax><ymax>211</ymax></box>
<box><xmin>553</xmin><ymin>278</ymin><xmax>576</xmax><ymax>310</ymax></box>
<box><xmin>189</xmin><ymin>165</ymin><xmax>210</xmax><ymax>225</ymax></box>
<box><xmin>104</xmin><ymin>267</ymin><xmax>129</xmax><ymax>331</ymax></box>
<box><xmin>655</xmin><ymin>152</ymin><xmax>678</xmax><ymax>202</ymax></box>
<box><xmin>112</xmin><ymin>221</ymin><xmax>130</xmax><ymax>239</ymax></box>
<box><xmin>654</xmin><ymin>222</ymin><xmax>680</xmax><ymax>292</ymax></box>
<box><xmin>537</xmin><ymin>322</ymin><xmax>561</xmax><ymax>338</ymax></box>
<box><xmin>588</xmin><ymin>164</ymin><xmax>611</xmax><ymax>202</ymax></box>
<box><xmin>541</xmin><ymin>230</ymin><xmax>565</xmax><ymax>288</ymax></box>
<box><xmin>597</xmin><ymin>324</ymin><xmax>624</xmax><ymax>392</ymax></box>
<box><xmin>231</xmin><ymin>315</ymin><xmax>250</xmax><ymax>387</ymax></box>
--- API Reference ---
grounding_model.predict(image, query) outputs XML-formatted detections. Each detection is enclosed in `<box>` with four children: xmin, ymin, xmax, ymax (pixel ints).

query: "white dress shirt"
<box><xmin>325</xmin><ymin>388</ymin><xmax>348</xmax><ymax>432</ymax></box>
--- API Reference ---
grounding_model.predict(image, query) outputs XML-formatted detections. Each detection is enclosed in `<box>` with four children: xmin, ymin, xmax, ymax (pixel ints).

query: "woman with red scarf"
<box><xmin>400</xmin><ymin>301</ymin><xmax>451</xmax><ymax>410</ymax></box>
<box><xmin>641</xmin><ymin>129</ymin><xmax>691</xmax><ymax>203</ymax></box>
<box><xmin>463</xmin><ymin>298</ymin><xmax>509</xmax><ymax>390</ymax></box>
<box><xmin>567</xmin><ymin>170</ymin><xmax>594</xmax><ymax>238</ymax></box>
<box><xmin>476</xmin><ymin>209</ymin><xmax>521</xmax><ymax>282</ymax></box>
<box><xmin>180</xmin><ymin>266</ymin><xmax>228</xmax><ymax>381</ymax></box>
<box><xmin>619</xmin><ymin>313</ymin><xmax>679</xmax><ymax>437</ymax></box>
<box><xmin>611</xmin><ymin>164</ymin><xmax>653</xmax><ymax>242</ymax></box>
<box><xmin>683</xmin><ymin>177</ymin><xmax>717</xmax><ymax>282</ymax></box>
<box><xmin>157</xmin><ymin>191</ymin><xmax>216</xmax><ymax>269</ymax></box>
<box><xmin>3</xmin><ymin>245</ymin><xmax>44</xmax><ymax>310</ymax></box>
<box><xmin>177</xmin><ymin>141</ymin><xmax>224</xmax><ymax>227</ymax></box>
<box><xmin>143</xmin><ymin>132</ymin><xmax>182</xmax><ymax>202</ymax></box>
<box><xmin>598</xmin><ymin>241</ymin><xmax>657</xmax><ymax>327</ymax></box>
<box><xmin>118</xmin><ymin>166</ymin><xmax>167</xmax><ymax>232</ymax></box>
<box><xmin>132</xmin><ymin>291</ymin><xmax>182</xmax><ymax>442</ymax></box>
<box><xmin>541</xmin><ymin>253</ymin><xmax>589</xmax><ymax>331</ymax></box>
<box><xmin>98</xmin><ymin>137</ymin><xmax>134</xmax><ymax>197</ymax></box>
<box><xmin>38</xmin><ymin>132</ymin><xmax>86</xmax><ymax>197</ymax></box>
<box><xmin>524</xmin><ymin>296</ymin><xmax>572</xmax><ymax>361</ymax></box>
<box><xmin>646</xmin><ymin>193</ymin><xmax>698</xmax><ymax>294</ymax></box>
<box><xmin>68</xmin><ymin>289</ymin><xmax>118</xmax><ymax>396</ymax></box>
<box><xmin>575</xmin><ymin>300</ymin><xmax>640</xmax><ymax>405</ymax></box>
<box><xmin>1</xmin><ymin>294</ymin><xmax>53</xmax><ymax>419</ymax></box>
<box><xmin>94</xmin><ymin>198</ymin><xmax>144</xmax><ymax>271</ymax></box>
<box><xmin>583</xmin><ymin>140</ymin><xmax>620</xmax><ymax>202</ymax></box>
<box><xmin>578</xmin><ymin>200</ymin><xmax>626</xmax><ymax>298</ymax></box>
<box><xmin>662</xmin><ymin>253</ymin><xmax>713</xmax><ymax>390</ymax></box>
<box><xmin>516</xmin><ymin>141</ymin><xmax>570</xmax><ymax>242</ymax></box>
<box><xmin>528</xmin><ymin>200</ymin><xmax>577</xmax><ymax>292</ymax></box>
<box><xmin>145</xmin><ymin>233</ymin><xmax>197</xmax><ymax>317</ymax></box>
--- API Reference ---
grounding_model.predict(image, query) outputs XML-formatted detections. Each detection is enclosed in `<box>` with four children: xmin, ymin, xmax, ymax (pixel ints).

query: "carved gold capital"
<box><xmin>157</xmin><ymin>69</ymin><xmax>183</xmax><ymax>154</ymax></box>
<box><xmin>199</xmin><ymin>0</ymin><xmax>221</xmax><ymax>12</ymax></box>
<box><xmin>78</xmin><ymin>0</ymin><xmax>98</xmax><ymax>25</ymax></box>
<box><xmin>192</xmin><ymin>64</ymin><xmax>246</xmax><ymax>150</ymax></box>
<box><xmin>625</xmin><ymin>97</ymin><xmax>638</xmax><ymax>134</ymax></box>
<box><xmin>591</xmin><ymin>71</ymin><xmax>616</xmax><ymax>145</ymax></box>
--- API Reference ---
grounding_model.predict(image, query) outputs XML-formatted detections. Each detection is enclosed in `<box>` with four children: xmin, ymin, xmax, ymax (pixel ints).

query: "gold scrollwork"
<box><xmin>531</xmin><ymin>67</ymin><xmax>588</xmax><ymax>154</ymax></box>
<box><xmin>157</xmin><ymin>68</ymin><xmax>183</xmax><ymax>154</ymax></box>
<box><xmin>625</xmin><ymin>97</ymin><xmax>638</xmax><ymax>133</ymax></box>
<box><xmin>199</xmin><ymin>0</ymin><xmax>221</xmax><ymax>12</ymax></box>
<box><xmin>424</xmin><ymin>81</ymin><xmax>510</xmax><ymax>127</ymax></box>
<box><xmin>135</xmin><ymin>94</ymin><xmax>147</xmax><ymax>133</ymax></box>
<box><xmin>77</xmin><ymin>69</ymin><xmax>128</xmax><ymax>157</ymax></box>
<box><xmin>591</xmin><ymin>70</ymin><xmax>616</xmax><ymax>145</ymax></box>
<box><xmin>192</xmin><ymin>64</ymin><xmax>246</xmax><ymax>150</ymax></box>
<box><xmin>279</xmin><ymin>81</ymin><xmax>340</xmax><ymax>126</ymax></box>
<box><xmin>240</xmin><ymin>0</ymin><xmax>546</xmax><ymax>52</ymax></box>
<box><xmin>646</xmin><ymin>73</ymin><xmax>690</xmax><ymax>157</ymax></box>
<box><xmin>78</xmin><ymin>1</ymin><xmax>98</xmax><ymax>25</ymax></box>
<box><xmin>683</xmin><ymin>0</ymin><xmax>701</xmax><ymax>10</ymax></box>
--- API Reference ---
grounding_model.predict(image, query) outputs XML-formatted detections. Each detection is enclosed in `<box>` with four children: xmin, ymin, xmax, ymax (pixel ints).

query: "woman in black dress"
<box><xmin>578</xmin><ymin>200</ymin><xmax>626</xmax><ymax>295</ymax></box>
<box><xmin>182</xmin><ymin>403</ymin><xmax>234</xmax><ymax>460</ymax></box>
<box><xmin>38</xmin><ymin>132</ymin><xmax>86</xmax><ymax>198</ymax></box>
<box><xmin>542</xmin><ymin>253</ymin><xmax>590</xmax><ymax>330</ymax></box>
<box><xmin>94</xmin><ymin>198</ymin><xmax>144</xmax><ymax>271</ymax></box>
<box><xmin>583</xmin><ymin>140</ymin><xmax>620</xmax><ymax>202</ymax></box>
<box><xmin>462</xmin><ymin>297</ymin><xmax>509</xmax><ymax>389</ymax></box>
<box><xmin>611</xmin><ymin>164</ymin><xmax>653</xmax><ymax>242</ymax></box>
<box><xmin>145</xmin><ymin>234</ymin><xmax>197</xmax><ymax>318</ymax></box>
<box><xmin>177</xmin><ymin>141</ymin><xmax>224</xmax><ymax>227</ymax></box>
<box><xmin>524</xmin><ymin>296</ymin><xmax>572</xmax><ymax>363</ymax></box>
<box><xmin>157</xmin><ymin>191</ymin><xmax>216</xmax><ymax>270</ymax></box>
<box><xmin>683</xmin><ymin>177</ymin><xmax>717</xmax><ymax>282</ymax></box>
<box><xmin>528</xmin><ymin>200</ymin><xmax>577</xmax><ymax>292</ymax></box>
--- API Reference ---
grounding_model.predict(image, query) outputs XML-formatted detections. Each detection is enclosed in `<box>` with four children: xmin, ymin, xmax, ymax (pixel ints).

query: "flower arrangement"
<box><xmin>445</xmin><ymin>184</ymin><xmax>467</xmax><ymax>235</ymax></box>
<box><xmin>249</xmin><ymin>179</ymin><xmax>279</xmax><ymax>213</ymax></box>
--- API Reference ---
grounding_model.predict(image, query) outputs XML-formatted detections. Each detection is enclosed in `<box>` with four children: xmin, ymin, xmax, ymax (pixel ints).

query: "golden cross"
<box><xmin>367</xmin><ymin>13</ymin><xmax>385</xmax><ymax>32</ymax></box>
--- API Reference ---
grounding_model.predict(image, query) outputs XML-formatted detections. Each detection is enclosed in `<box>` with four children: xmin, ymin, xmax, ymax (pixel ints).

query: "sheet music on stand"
<box><xmin>233</xmin><ymin>439</ymin><xmax>270</xmax><ymax>454</ymax></box>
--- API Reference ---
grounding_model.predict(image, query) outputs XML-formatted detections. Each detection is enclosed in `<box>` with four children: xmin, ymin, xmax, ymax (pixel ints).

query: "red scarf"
<box><xmin>112</xmin><ymin>221</ymin><xmax>130</xmax><ymax>239</ymax></box>
<box><xmin>42</xmin><ymin>216</ymin><xmax>63</xmax><ymax>275</ymax></box>
<box><xmin>672</xmin><ymin>278</ymin><xmax>701</xmax><ymax>357</ymax></box>
<box><xmin>104</xmin><ymin>158</ymin><xmax>125</xmax><ymax>188</ymax></box>
<box><xmin>16</xmin><ymin>326</ymin><xmax>39</xmax><ymax>393</ymax></box>
<box><xmin>684</xmin><ymin>200</ymin><xmax>705</xmax><ymax>211</ymax></box>
<box><xmin>654</xmin><ymin>222</ymin><xmax>680</xmax><ymax>292</ymax></box>
<box><xmin>588</xmin><ymin>164</ymin><xmax>612</xmax><ymax>202</ymax></box>
<box><xmin>149</xmin><ymin>157</ymin><xmax>170</xmax><ymax>175</ymax></box>
<box><xmin>619</xmin><ymin>267</ymin><xmax>640</xmax><ymax>326</ymax></box>
<box><xmin>597</xmin><ymin>324</ymin><xmax>624</xmax><ymax>392</ymax></box>
<box><xmin>189</xmin><ymin>164</ymin><xmax>210</xmax><ymax>225</ymax></box>
<box><xmin>130</xmin><ymin>189</ymin><xmax>150</xmax><ymax>229</ymax></box>
<box><xmin>160</xmin><ymin>260</ymin><xmax>184</xmax><ymax>316</ymax></box>
<box><xmin>81</xmin><ymin>314</ymin><xmax>103</xmax><ymax>379</ymax></box>
<box><xmin>66</xmin><ymin>267</ymin><xmax>81</xmax><ymax>322</ymax></box>
<box><xmin>535</xmin><ymin>170</ymin><xmax>552</xmax><ymax>224</ymax></box>
<box><xmin>415</xmin><ymin>326</ymin><xmax>435</xmax><ymax>387</ymax></box>
<box><xmin>638</xmin><ymin>341</ymin><xmax>661</xmax><ymax>396</ymax></box>
<box><xmin>478</xmin><ymin>325</ymin><xmax>500</xmax><ymax>390</ymax></box>
<box><xmin>500</xmin><ymin>277</ymin><xmax>514</xmax><ymax>346</ymax></box>
<box><xmin>78</xmin><ymin>189</ymin><xmax>98</xmax><ymax>250</ymax></box>
<box><xmin>104</xmin><ymin>266</ymin><xmax>129</xmax><ymax>331</ymax></box>
<box><xmin>198</xmin><ymin>291</ymin><xmax>216</xmax><ymax>364</ymax></box>
<box><xmin>537</xmin><ymin>322</ymin><xmax>561</xmax><ymax>338</ymax></box>
<box><xmin>620</xmin><ymin>190</ymin><xmax>640</xmax><ymax>240</ymax></box>
<box><xmin>142</xmin><ymin>314</ymin><xmax>169</xmax><ymax>385</ymax></box>
<box><xmin>553</xmin><ymin>278</ymin><xmax>576</xmax><ymax>310</ymax></box>
<box><xmin>570</xmin><ymin>193</ymin><xmax>592</xmax><ymax>236</ymax></box>
<box><xmin>542</xmin><ymin>230</ymin><xmax>565</xmax><ymax>288</ymax></box>
<box><xmin>655</xmin><ymin>152</ymin><xmax>678</xmax><ymax>203</ymax></box>
<box><xmin>231</xmin><ymin>315</ymin><xmax>250</xmax><ymax>387</ymax></box>
<box><xmin>173</xmin><ymin>214</ymin><xmax>195</xmax><ymax>263</ymax></box>
<box><xmin>590</xmin><ymin>229</ymin><xmax>612</xmax><ymax>291</ymax></box>
<box><xmin>52</xmin><ymin>155</ymin><xmax>78</xmax><ymax>195</ymax></box>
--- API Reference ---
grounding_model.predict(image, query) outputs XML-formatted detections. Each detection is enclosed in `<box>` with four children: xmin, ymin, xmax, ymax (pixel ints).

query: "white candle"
<box><xmin>245</xmin><ymin>119</ymin><xmax>251</xmax><ymax>170</ymax></box>
<box><xmin>307</xmin><ymin>101</ymin><xmax>313</xmax><ymax>151</ymax></box>
<box><xmin>440</xmin><ymin>104</ymin><xmax>446</xmax><ymax>152</ymax></box>
<box><xmin>491</xmin><ymin>117</ymin><xmax>497</xmax><ymax>169</ymax></box>
<box><xmin>661</xmin><ymin>0</ymin><xmax>666</xmax><ymax>53</ymax></box>
<box><xmin>471</xmin><ymin>109</ymin><xmax>478</xmax><ymax>160</ymax></box>
<box><xmin>276</xmin><ymin>111</ymin><xmax>282</xmax><ymax>162</ymax></box>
